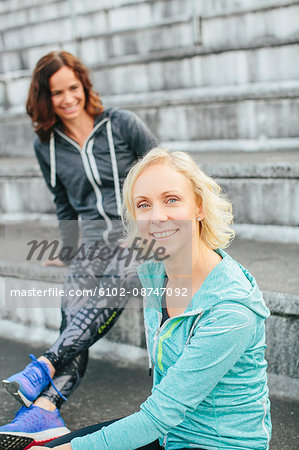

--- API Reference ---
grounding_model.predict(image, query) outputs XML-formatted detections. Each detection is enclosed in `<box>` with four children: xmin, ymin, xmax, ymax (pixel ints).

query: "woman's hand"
<box><xmin>42</xmin><ymin>259</ymin><xmax>66</xmax><ymax>267</ymax></box>
<box><xmin>30</xmin><ymin>444</ymin><xmax>72</xmax><ymax>450</ymax></box>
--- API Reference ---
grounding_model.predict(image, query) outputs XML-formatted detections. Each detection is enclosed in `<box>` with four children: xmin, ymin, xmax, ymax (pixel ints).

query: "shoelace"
<box><xmin>28</xmin><ymin>354</ymin><xmax>67</xmax><ymax>402</ymax></box>
<box><xmin>22</xmin><ymin>359</ymin><xmax>49</xmax><ymax>387</ymax></box>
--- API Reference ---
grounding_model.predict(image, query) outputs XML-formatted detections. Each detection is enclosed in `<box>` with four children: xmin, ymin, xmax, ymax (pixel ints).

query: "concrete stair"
<box><xmin>0</xmin><ymin>0</ymin><xmax>298</xmax><ymax>73</ymax></box>
<box><xmin>0</xmin><ymin>220</ymin><xmax>298</xmax><ymax>399</ymax></box>
<box><xmin>1</xmin><ymin>153</ymin><xmax>299</xmax><ymax>229</ymax></box>
<box><xmin>1</xmin><ymin>0</ymin><xmax>299</xmax><ymax>109</ymax></box>
<box><xmin>2</xmin><ymin>44</ymin><xmax>299</xmax><ymax>109</ymax></box>
<box><xmin>1</xmin><ymin>80</ymin><xmax>299</xmax><ymax>155</ymax></box>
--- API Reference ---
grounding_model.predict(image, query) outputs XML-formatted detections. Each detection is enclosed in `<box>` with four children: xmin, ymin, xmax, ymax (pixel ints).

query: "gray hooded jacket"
<box><xmin>34</xmin><ymin>108</ymin><xmax>158</xmax><ymax>251</ymax></box>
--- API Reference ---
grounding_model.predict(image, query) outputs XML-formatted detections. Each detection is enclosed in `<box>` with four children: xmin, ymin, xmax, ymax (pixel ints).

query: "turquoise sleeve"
<box><xmin>71</xmin><ymin>411</ymin><xmax>162</xmax><ymax>450</ymax></box>
<box><xmin>71</xmin><ymin>302</ymin><xmax>255</xmax><ymax>449</ymax></box>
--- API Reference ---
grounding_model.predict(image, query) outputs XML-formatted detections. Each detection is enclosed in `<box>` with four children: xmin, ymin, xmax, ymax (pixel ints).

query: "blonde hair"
<box><xmin>122</xmin><ymin>147</ymin><xmax>235</xmax><ymax>249</ymax></box>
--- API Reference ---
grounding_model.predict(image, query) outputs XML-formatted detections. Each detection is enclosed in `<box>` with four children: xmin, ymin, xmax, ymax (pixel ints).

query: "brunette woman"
<box><xmin>0</xmin><ymin>51</ymin><xmax>157</xmax><ymax>449</ymax></box>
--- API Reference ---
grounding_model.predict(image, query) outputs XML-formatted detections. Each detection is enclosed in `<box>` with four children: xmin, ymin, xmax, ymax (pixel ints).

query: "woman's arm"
<box><xmin>117</xmin><ymin>109</ymin><xmax>159</xmax><ymax>157</ymax></box>
<box><xmin>71</xmin><ymin>302</ymin><xmax>256</xmax><ymax>450</ymax></box>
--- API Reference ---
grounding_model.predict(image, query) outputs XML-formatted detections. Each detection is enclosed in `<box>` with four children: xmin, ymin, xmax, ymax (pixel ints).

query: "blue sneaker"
<box><xmin>2</xmin><ymin>354</ymin><xmax>53</xmax><ymax>407</ymax></box>
<box><xmin>0</xmin><ymin>405</ymin><xmax>70</xmax><ymax>449</ymax></box>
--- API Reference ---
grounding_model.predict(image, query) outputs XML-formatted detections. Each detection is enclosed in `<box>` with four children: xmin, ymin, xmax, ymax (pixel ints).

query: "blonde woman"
<box><xmin>34</xmin><ymin>148</ymin><xmax>271</xmax><ymax>449</ymax></box>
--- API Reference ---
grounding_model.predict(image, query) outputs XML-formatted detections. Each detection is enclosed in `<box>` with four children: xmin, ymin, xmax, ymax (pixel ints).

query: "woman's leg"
<box><xmin>36</xmin><ymin>351</ymin><xmax>88</xmax><ymax>409</ymax></box>
<box><xmin>39</xmin><ymin>247</ymin><xmax>141</xmax><ymax>408</ymax></box>
<box><xmin>2</xmin><ymin>244</ymin><xmax>140</xmax><ymax>410</ymax></box>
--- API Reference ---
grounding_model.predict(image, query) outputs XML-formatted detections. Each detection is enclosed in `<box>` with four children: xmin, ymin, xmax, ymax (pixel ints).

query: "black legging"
<box><xmin>40</xmin><ymin>242</ymin><xmax>141</xmax><ymax>408</ymax></box>
<box><xmin>44</xmin><ymin>418</ymin><xmax>205</xmax><ymax>449</ymax></box>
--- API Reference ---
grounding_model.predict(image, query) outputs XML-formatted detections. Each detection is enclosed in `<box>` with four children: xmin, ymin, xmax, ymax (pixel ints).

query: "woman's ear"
<box><xmin>195</xmin><ymin>198</ymin><xmax>204</xmax><ymax>221</ymax></box>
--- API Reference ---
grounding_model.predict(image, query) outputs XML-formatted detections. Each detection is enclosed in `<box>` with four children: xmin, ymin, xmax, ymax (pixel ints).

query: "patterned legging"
<box><xmin>40</xmin><ymin>242</ymin><xmax>141</xmax><ymax>408</ymax></box>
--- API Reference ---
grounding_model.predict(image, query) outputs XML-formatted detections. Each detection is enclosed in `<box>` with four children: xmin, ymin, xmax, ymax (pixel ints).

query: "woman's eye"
<box><xmin>52</xmin><ymin>92</ymin><xmax>61</xmax><ymax>96</ymax></box>
<box><xmin>71</xmin><ymin>85</ymin><xmax>78</xmax><ymax>90</ymax></box>
<box><xmin>167</xmin><ymin>198</ymin><xmax>178</xmax><ymax>204</ymax></box>
<box><xmin>137</xmin><ymin>203</ymin><xmax>149</xmax><ymax>209</ymax></box>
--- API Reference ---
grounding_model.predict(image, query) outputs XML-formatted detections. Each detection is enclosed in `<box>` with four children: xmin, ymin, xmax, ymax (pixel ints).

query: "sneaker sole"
<box><xmin>0</xmin><ymin>428</ymin><xmax>70</xmax><ymax>450</ymax></box>
<box><xmin>2</xmin><ymin>381</ymin><xmax>32</xmax><ymax>407</ymax></box>
<box><xmin>23</xmin><ymin>437</ymin><xmax>57</xmax><ymax>450</ymax></box>
<box><xmin>0</xmin><ymin>433</ymin><xmax>33</xmax><ymax>449</ymax></box>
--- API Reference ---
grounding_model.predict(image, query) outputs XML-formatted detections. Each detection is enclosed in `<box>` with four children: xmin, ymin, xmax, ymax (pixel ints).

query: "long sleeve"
<box><xmin>71</xmin><ymin>302</ymin><xmax>256</xmax><ymax>450</ymax></box>
<box><xmin>117</xmin><ymin>109</ymin><xmax>159</xmax><ymax>157</ymax></box>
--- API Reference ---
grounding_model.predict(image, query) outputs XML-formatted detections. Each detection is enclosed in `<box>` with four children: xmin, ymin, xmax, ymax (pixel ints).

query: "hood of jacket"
<box><xmin>137</xmin><ymin>248</ymin><xmax>270</xmax><ymax>319</ymax></box>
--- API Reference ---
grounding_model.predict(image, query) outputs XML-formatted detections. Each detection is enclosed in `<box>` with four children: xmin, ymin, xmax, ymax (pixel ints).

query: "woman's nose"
<box><xmin>62</xmin><ymin>91</ymin><xmax>73</xmax><ymax>104</ymax></box>
<box><xmin>150</xmin><ymin>204</ymin><xmax>168</xmax><ymax>223</ymax></box>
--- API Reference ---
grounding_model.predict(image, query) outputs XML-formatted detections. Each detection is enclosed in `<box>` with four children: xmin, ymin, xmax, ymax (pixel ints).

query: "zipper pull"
<box><xmin>162</xmin><ymin>435</ymin><xmax>167</xmax><ymax>448</ymax></box>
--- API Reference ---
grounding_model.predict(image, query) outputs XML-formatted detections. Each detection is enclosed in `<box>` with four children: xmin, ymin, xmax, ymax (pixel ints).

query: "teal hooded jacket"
<box><xmin>71</xmin><ymin>249</ymin><xmax>271</xmax><ymax>449</ymax></box>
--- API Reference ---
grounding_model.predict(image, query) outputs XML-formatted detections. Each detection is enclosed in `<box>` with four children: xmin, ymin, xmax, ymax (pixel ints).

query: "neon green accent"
<box><xmin>98</xmin><ymin>310</ymin><xmax>118</xmax><ymax>335</ymax></box>
<box><xmin>158</xmin><ymin>319</ymin><xmax>182</xmax><ymax>372</ymax></box>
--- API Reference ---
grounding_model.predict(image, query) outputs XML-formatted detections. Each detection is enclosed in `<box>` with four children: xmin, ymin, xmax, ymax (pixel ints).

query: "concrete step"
<box><xmin>0</xmin><ymin>158</ymin><xmax>54</xmax><ymax>214</ymax></box>
<box><xmin>1</xmin><ymin>0</ymin><xmax>298</xmax><ymax>74</ymax></box>
<box><xmin>0</xmin><ymin>220</ymin><xmax>298</xmax><ymax>383</ymax></box>
<box><xmin>0</xmin><ymin>17</ymin><xmax>197</xmax><ymax>73</ymax></box>
<box><xmin>0</xmin><ymin>0</ymin><xmax>57</xmax><ymax>14</ymax></box>
<box><xmin>201</xmin><ymin>2</ymin><xmax>299</xmax><ymax>51</ymax></box>
<box><xmin>1</xmin><ymin>105</ymin><xmax>299</xmax><ymax>157</ymax></box>
<box><xmin>1</xmin><ymin>41</ymin><xmax>299</xmax><ymax>110</ymax></box>
<box><xmin>1</xmin><ymin>212</ymin><xmax>298</xmax><ymax>245</ymax></box>
<box><xmin>1</xmin><ymin>152</ymin><xmax>299</xmax><ymax>227</ymax></box>
<box><xmin>1</xmin><ymin>0</ymin><xmax>296</xmax><ymax>19</ymax></box>
<box><xmin>0</xmin><ymin>0</ymin><xmax>70</xmax><ymax>30</ymax></box>
<box><xmin>1</xmin><ymin>106</ymin><xmax>299</xmax><ymax>158</ymax></box>
<box><xmin>101</xmin><ymin>81</ymin><xmax>299</xmax><ymax>141</ymax></box>
<box><xmin>0</xmin><ymin>0</ymin><xmax>198</xmax><ymax>74</ymax></box>
<box><xmin>0</xmin><ymin>0</ymin><xmax>193</xmax><ymax>31</ymax></box>
<box><xmin>201</xmin><ymin>0</ymin><xmax>299</xmax><ymax>16</ymax></box>
<box><xmin>1</xmin><ymin>80</ymin><xmax>299</xmax><ymax>142</ymax></box>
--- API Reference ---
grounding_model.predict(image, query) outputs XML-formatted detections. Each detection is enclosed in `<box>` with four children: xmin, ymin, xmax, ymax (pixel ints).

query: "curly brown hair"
<box><xmin>26</xmin><ymin>51</ymin><xmax>104</xmax><ymax>141</ymax></box>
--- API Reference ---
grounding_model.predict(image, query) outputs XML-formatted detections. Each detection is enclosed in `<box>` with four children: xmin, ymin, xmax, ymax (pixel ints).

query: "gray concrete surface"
<box><xmin>0</xmin><ymin>337</ymin><xmax>298</xmax><ymax>449</ymax></box>
<box><xmin>1</xmin><ymin>221</ymin><xmax>298</xmax><ymax>297</ymax></box>
<box><xmin>0</xmin><ymin>221</ymin><xmax>298</xmax><ymax>388</ymax></box>
<box><xmin>0</xmin><ymin>0</ymin><xmax>298</xmax><ymax>74</ymax></box>
<box><xmin>1</xmin><ymin>152</ymin><xmax>299</xmax><ymax>226</ymax></box>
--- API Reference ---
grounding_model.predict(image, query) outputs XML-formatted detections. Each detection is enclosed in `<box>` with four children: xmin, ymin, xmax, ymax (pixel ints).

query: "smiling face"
<box><xmin>49</xmin><ymin>65</ymin><xmax>86</xmax><ymax>123</ymax></box>
<box><xmin>133</xmin><ymin>162</ymin><xmax>202</xmax><ymax>260</ymax></box>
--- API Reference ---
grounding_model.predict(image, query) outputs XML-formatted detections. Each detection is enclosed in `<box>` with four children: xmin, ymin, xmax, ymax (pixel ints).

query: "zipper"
<box><xmin>49</xmin><ymin>133</ymin><xmax>56</xmax><ymax>187</ymax></box>
<box><xmin>152</xmin><ymin>327</ymin><xmax>160</xmax><ymax>367</ymax></box>
<box><xmin>54</xmin><ymin>118</ymin><xmax>117</xmax><ymax>242</ymax></box>
<box><xmin>262</xmin><ymin>401</ymin><xmax>270</xmax><ymax>446</ymax></box>
<box><xmin>55</xmin><ymin>117</ymin><xmax>109</xmax><ymax>151</ymax></box>
<box><xmin>157</xmin><ymin>318</ymin><xmax>183</xmax><ymax>372</ymax></box>
<box><xmin>55</xmin><ymin>118</ymin><xmax>109</xmax><ymax>183</ymax></box>
<box><xmin>80</xmin><ymin>140</ymin><xmax>113</xmax><ymax>242</ymax></box>
<box><xmin>152</xmin><ymin>308</ymin><xmax>203</xmax><ymax>369</ymax></box>
<box><xmin>162</xmin><ymin>435</ymin><xmax>168</xmax><ymax>449</ymax></box>
<box><xmin>185</xmin><ymin>312</ymin><xmax>203</xmax><ymax>346</ymax></box>
<box><xmin>106</xmin><ymin>119</ymin><xmax>122</xmax><ymax>216</ymax></box>
<box><xmin>86</xmin><ymin>137</ymin><xmax>102</xmax><ymax>186</ymax></box>
<box><xmin>144</xmin><ymin>320</ymin><xmax>152</xmax><ymax>376</ymax></box>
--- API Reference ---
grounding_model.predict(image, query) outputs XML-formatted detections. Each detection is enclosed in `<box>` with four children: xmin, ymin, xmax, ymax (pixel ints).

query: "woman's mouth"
<box><xmin>62</xmin><ymin>104</ymin><xmax>78</xmax><ymax>113</ymax></box>
<box><xmin>150</xmin><ymin>229</ymin><xmax>178</xmax><ymax>240</ymax></box>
